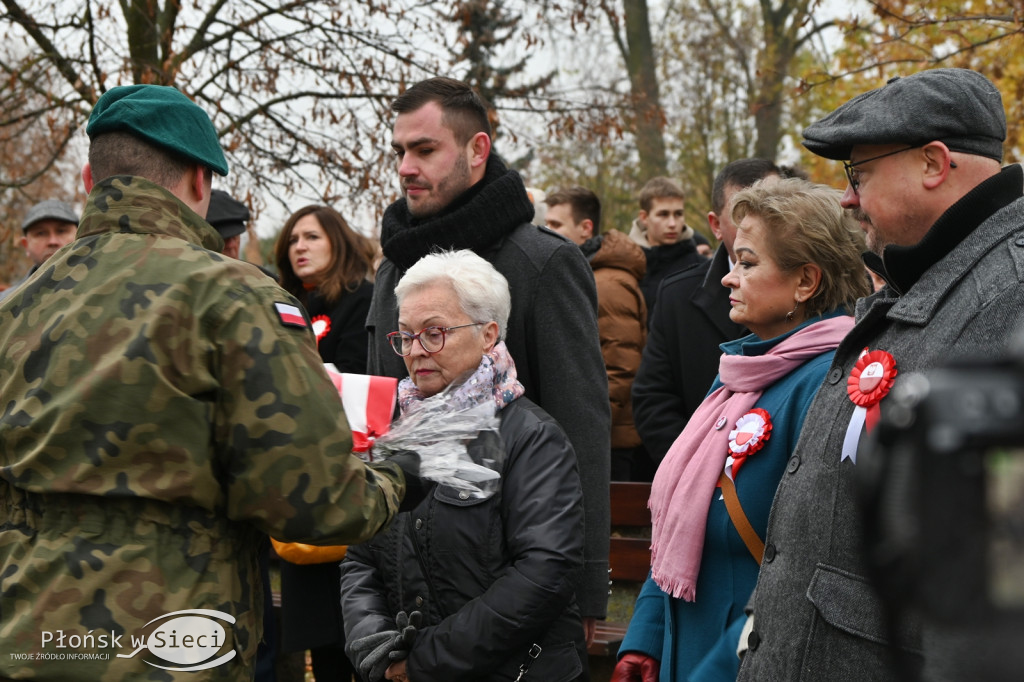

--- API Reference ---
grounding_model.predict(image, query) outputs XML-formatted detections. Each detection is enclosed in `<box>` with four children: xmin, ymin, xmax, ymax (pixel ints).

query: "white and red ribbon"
<box><xmin>841</xmin><ymin>348</ymin><xmax>897</xmax><ymax>464</ymax></box>
<box><xmin>323</xmin><ymin>367</ymin><xmax>398</xmax><ymax>458</ymax></box>
<box><xmin>725</xmin><ymin>407</ymin><xmax>772</xmax><ymax>481</ymax></box>
<box><xmin>311</xmin><ymin>315</ymin><xmax>331</xmax><ymax>345</ymax></box>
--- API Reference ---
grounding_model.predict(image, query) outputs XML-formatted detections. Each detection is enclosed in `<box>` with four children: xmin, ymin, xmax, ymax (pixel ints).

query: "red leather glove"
<box><xmin>611</xmin><ymin>652</ymin><xmax>660</xmax><ymax>682</ymax></box>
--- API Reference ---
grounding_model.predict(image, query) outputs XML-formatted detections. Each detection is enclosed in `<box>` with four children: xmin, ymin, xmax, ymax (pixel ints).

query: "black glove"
<box><xmin>385</xmin><ymin>450</ymin><xmax>428</xmax><ymax>512</ymax></box>
<box><xmin>346</xmin><ymin>630</ymin><xmax>401</xmax><ymax>682</ymax></box>
<box><xmin>388</xmin><ymin>610</ymin><xmax>422</xmax><ymax>663</ymax></box>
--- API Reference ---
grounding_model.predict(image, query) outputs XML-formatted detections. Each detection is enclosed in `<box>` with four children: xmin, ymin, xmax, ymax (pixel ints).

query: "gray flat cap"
<box><xmin>803</xmin><ymin>68</ymin><xmax>1005</xmax><ymax>161</ymax></box>
<box><xmin>21</xmin><ymin>200</ymin><xmax>79</xmax><ymax>232</ymax></box>
<box><xmin>205</xmin><ymin>189</ymin><xmax>250</xmax><ymax>239</ymax></box>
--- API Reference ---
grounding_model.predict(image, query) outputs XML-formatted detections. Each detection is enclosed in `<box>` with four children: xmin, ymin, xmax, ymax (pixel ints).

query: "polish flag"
<box><xmin>323</xmin><ymin>367</ymin><xmax>398</xmax><ymax>457</ymax></box>
<box><xmin>274</xmin><ymin>302</ymin><xmax>308</xmax><ymax>328</ymax></box>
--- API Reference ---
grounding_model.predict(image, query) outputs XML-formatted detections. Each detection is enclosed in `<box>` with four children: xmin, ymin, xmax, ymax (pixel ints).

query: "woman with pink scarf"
<box><xmin>613</xmin><ymin>178</ymin><xmax>872</xmax><ymax>682</ymax></box>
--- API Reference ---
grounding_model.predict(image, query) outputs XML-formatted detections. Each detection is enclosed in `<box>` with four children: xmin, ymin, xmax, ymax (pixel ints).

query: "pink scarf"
<box><xmin>649</xmin><ymin>315</ymin><xmax>854</xmax><ymax>601</ymax></box>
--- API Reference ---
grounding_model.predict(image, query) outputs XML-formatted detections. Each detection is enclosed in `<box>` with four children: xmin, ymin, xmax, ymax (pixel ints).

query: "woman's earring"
<box><xmin>786</xmin><ymin>300</ymin><xmax>800</xmax><ymax>322</ymax></box>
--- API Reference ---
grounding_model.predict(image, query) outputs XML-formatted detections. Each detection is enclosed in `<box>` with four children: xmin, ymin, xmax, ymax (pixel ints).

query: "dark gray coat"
<box><xmin>368</xmin><ymin>161</ymin><xmax>611</xmax><ymax>618</ymax></box>
<box><xmin>739</xmin><ymin>166</ymin><xmax>1024</xmax><ymax>681</ymax></box>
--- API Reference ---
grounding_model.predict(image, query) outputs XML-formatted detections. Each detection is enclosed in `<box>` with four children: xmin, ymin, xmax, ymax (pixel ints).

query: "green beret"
<box><xmin>86</xmin><ymin>84</ymin><xmax>229</xmax><ymax>176</ymax></box>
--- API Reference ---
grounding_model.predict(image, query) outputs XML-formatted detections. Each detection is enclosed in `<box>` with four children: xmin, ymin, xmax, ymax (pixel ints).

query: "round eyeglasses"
<box><xmin>843</xmin><ymin>146</ymin><xmax>920</xmax><ymax>194</ymax></box>
<box><xmin>387</xmin><ymin>323</ymin><xmax>485</xmax><ymax>356</ymax></box>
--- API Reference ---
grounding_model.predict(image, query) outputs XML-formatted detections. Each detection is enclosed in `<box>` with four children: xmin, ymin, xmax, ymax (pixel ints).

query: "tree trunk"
<box><xmin>125</xmin><ymin>0</ymin><xmax>163</xmax><ymax>83</ymax></box>
<box><xmin>622</xmin><ymin>0</ymin><xmax>667</xmax><ymax>178</ymax></box>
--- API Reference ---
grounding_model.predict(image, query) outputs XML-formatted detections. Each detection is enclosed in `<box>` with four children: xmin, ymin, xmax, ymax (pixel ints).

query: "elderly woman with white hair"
<box><xmin>339</xmin><ymin>249</ymin><xmax>587</xmax><ymax>682</ymax></box>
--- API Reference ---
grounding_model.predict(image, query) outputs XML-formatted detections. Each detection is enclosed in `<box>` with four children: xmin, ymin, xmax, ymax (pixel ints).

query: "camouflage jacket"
<box><xmin>0</xmin><ymin>176</ymin><xmax>403</xmax><ymax>680</ymax></box>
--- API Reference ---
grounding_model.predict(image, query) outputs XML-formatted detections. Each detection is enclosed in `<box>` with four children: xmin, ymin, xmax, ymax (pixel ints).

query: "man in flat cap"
<box><xmin>0</xmin><ymin>84</ymin><xmax>409</xmax><ymax>680</ymax></box>
<box><xmin>737</xmin><ymin>69</ymin><xmax>1024</xmax><ymax>681</ymax></box>
<box><xmin>0</xmin><ymin>199</ymin><xmax>78</xmax><ymax>302</ymax></box>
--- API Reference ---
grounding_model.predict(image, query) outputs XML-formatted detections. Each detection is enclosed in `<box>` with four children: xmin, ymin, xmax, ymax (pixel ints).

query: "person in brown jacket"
<box><xmin>546</xmin><ymin>187</ymin><xmax>648</xmax><ymax>480</ymax></box>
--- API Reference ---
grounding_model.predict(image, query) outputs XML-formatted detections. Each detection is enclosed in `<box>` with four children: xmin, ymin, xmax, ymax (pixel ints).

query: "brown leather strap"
<box><xmin>718</xmin><ymin>471</ymin><xmax>765</xmax><ymax>564</ymax></box>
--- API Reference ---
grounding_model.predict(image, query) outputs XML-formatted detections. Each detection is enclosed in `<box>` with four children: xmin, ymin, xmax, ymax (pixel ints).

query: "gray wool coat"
<box><xmin>738</xmin><ymin>166</ymin><xmax>1024</xmax><ymax>682</ymax></box>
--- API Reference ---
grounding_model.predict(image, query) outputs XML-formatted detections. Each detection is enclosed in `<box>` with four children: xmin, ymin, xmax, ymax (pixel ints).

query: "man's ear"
<box><xmin>581</xmin><ymin>219</ymin><xmax>595</xmax><ymax>240</ymax></box>
<box><xmin>191</xmin><ymin>165</ymin><xmax>208</xmax><ymax>202</ymax></box>
<box><xmin>708</xmin><ymin>211</ymin><xmax>723</xmax><ymax>241</ymax></box>
<box><xmin>468</xmin><ymin>132</ymin><xmax>491</xmax><ymax>170</ymax></box>
<box><xmin>82</xmin><ymin>163</ymin><xmax>94</xmax><ymax>193</ymax></box>
<box><xmin>637</xmin><ymin>210</ymin><xmax>649</xmax><ymax>225</ymax></box>
<box><xmin>921</xmin><ymin>141</ymin><xmax>955</xmax><ymax>190</ymax></box>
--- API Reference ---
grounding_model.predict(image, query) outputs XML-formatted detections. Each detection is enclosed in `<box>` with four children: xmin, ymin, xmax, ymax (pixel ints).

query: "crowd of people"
<box><xmin>1</xmin><ymin>66</ymin><xmax>1021</xmax><ymax>682</ymax></box>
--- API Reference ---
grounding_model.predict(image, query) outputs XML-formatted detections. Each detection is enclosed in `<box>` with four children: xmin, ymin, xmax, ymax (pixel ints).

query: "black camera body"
<box><xmin>858</xmin><ymin>357</ymin><xmax>1024</xmax><ymax>678</ymax></box>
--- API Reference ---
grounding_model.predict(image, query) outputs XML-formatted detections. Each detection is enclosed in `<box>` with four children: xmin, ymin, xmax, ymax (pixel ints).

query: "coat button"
<box><xmin>1015</xmin><ymin>235</ymin><xmax>1024</xmax><ymax>247</ymax></box>
<box><xmin>414</xmin><ymin>518</ymin><xmax>423</xmax><ymax>530</ymax></box>
<box><xmin>459</xmin><ymin>491</ymin><xmax>469</xmax><ymax>500</ymax></box>
<box><xmin>415</xmin><ymin>596</ymin><xmax>424</xmax><ymax>607</ymax></box>
<box><xmin>827</xmin><ymin>367</ymin><xmax>843</xmax><ymax>384</ymax></box>
<box><xmin>747</xmin><ymin>630</ymin><xmax>761</xmax><ymax>651</ymax></box>
<box><xmin>763</xmin><ymin>544</ymin><xmax>776</xmax><ymax>562</ymax></box>
<box><xmin>786</xmin><ymin>456</ymin><xmax>800</xmax><ymax>474</ymax></box>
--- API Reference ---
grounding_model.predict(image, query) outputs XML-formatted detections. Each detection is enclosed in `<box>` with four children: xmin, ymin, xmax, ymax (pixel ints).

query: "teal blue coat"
<box><xmin>619</xmin><ymin>313</ymin><xmax>846</xmax><ymax>681</ymax></box>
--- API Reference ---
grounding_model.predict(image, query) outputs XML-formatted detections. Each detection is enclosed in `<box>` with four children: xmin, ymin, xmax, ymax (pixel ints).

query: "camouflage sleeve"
<box><xmin>211</xmin><ymin>283</ymin><xmax>404</xmax><ymax>544</ymax></box>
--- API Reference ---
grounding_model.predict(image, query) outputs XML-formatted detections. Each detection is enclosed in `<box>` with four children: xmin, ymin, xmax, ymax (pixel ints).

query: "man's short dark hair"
<box><xmin>391</xmin><ymin>77</ymin><xmax>492</xmax><ymax>145</ymax></box>
<box><xmin>711</xmin><ymin>158</ymin><xmax>785</xmax><ymax>213</ymax></box>
<box><xmin>88</xmin><ymin>131</ymin><xmax>193</xmax><ymax>188</ymax></box>
<box><xmin>545</xmin><ymin>186</ymin><xmax>602</xmax><ymax>232</ymax></box>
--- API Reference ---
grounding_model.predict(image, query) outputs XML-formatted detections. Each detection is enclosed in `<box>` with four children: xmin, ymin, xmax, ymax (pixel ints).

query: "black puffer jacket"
<box><xmin>340</xmin><ymin>398</ymin><xmax>586</xmax><ymax>681</ymax></box>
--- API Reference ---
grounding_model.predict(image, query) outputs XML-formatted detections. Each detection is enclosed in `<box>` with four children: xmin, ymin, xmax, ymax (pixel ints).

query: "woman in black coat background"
<box><xmin>273</xmin><ymin>204</ymin><xmax>377</xmax><ymax>681</ymax></box>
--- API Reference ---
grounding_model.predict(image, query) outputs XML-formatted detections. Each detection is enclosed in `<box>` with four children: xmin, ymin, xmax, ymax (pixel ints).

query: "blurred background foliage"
<box><xmin>2</xmin><ymin>0</ymin><xmax>1023</xmax><ymax>284</ymax></box>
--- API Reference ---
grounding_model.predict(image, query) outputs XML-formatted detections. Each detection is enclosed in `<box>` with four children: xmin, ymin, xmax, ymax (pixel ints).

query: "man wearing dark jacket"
<box><xmin>631</xmin><ymin>159</ymin><xmax>782</xmax><ymax>466</ymax></box>
<box><xmin>545</xmin><ymin>186</ymin><xmax>648</xmax><ymax>482</ymax></box>
<box><xmin>739</xmin><ymin>69</ymin><xmax>1024</xmax><ymax>682</ymax></box>
<box><xmin>366</xmin><ymin>78</ymin><xmax>611</xmax><ymax>647</ymax></box>
<box><xmin>627</xmin><ymin>176</ymin><xmax>705</xmax><ymax>318</ymax></box>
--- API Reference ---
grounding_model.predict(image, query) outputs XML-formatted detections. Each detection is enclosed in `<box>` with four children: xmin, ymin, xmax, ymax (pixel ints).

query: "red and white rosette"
<box><xmin>725</xmin><ymin>407</ymin><xmax>772</xmax><ymax>480</ymax></box>
<box><xmin>323</xmin><ymin>367</ymin><xmax>398</xmax><ymax>458</ymax></box>
<box><xmin>841</xmin><ymin>348</ymin><xmax>897</xmax><ymax>464</ymax></box>
<box><xmin>311</xmin><ymin>315</ymin><xmax>331</xmax><ymax>345</ymax></box>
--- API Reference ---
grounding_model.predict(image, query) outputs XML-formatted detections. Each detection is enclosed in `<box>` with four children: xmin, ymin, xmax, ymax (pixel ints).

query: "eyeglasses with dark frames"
<box><xmin>843</xmin><ymin>145</ymin><xmax>956</xmax><ymax>194</ymax></box>
<box><xmin>387</xmin><ymin>323</ymin><xmax>485</xmax><ymax>356</ymax></box>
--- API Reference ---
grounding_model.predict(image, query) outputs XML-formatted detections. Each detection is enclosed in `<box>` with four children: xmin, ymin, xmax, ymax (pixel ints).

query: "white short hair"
<box><xmin>395</xmin><ymin>249</ymin><xmax>511</xmax><ymax>340</ymax></box>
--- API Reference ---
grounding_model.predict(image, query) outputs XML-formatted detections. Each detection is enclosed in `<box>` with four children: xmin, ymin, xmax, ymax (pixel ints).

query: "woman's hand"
<box><xmin>385</xmin><ymin>659</ymin><xmax>409</xmax><ymax>681</ymax></box>
<box><xmin>611</xmin><ymin>652</ymin><xmax>660</xmax><ymax>682</ymax></box>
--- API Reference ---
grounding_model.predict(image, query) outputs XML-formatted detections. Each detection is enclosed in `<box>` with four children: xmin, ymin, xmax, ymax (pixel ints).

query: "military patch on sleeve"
<box><xmin>274</xmin><ymin>302</ymin><xmax>308</xmax><ymax>329</ymax></box>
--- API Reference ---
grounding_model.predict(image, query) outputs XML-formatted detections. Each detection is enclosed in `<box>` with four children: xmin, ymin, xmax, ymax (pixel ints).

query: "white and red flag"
<box><xmin>323</xmin><ymin>367</ymin><xmax>398</xmax><ymax>457</ymax></box>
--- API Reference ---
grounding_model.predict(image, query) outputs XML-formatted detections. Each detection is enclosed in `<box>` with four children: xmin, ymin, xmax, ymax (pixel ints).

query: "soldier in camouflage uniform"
<box><xmin>0</xmin><ymin>85</ymin><xmax>406</xmax><ymax>680</ymax></box>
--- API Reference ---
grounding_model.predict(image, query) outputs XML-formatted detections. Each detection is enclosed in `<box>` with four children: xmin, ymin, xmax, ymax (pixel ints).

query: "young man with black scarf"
<box><xmin>366</xmin><ymin>77</ymin><xmax>611</xmax><ymax>663</ymax></box>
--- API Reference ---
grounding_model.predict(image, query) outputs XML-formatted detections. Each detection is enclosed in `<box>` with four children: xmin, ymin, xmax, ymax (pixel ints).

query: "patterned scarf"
<box><xmin>397</xmin><ymin>341</ymin><xmax>525</xmax><ymax>416</ymax></box>
<box><xmin>649</xmin><ymin>315</ymin><xmax>854</xmax><ymax>601</ymax></box>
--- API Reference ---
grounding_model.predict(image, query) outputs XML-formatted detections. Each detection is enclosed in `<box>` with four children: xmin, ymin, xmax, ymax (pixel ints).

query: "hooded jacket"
<box><xmin>586</xmin><ymin>229</ymin><xmax>648</xmax><ymax>449</ymax></box>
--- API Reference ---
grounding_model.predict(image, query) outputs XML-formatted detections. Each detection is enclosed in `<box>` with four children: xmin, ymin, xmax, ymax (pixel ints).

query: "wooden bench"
<box><xmin>589</xmin><ymin>481</ymin><xmax>653</xmax><ymax>660</ymax></box>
